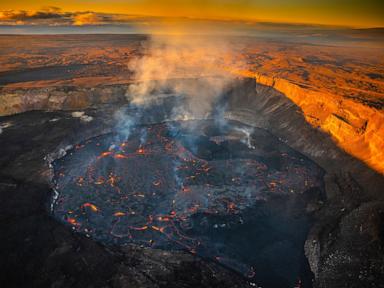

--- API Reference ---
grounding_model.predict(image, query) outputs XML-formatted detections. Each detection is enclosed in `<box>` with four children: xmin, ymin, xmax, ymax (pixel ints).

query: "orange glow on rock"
<box><xmin>114</xmin><ymin>153</ymin><xmax>129</xmax><ymax>159</ymax></box>
<box><xmin>94</xmin><ymin>176</ymin><xmax>105</xmax><ymax>185</ymax></box>
<box><xmin>67</xmin><ymin>217</ymin><xmax>80</xmax><ymax>226</ymax></box>
<box><xmin>151</xmin><ymin>225</ymin><xmax>165</xmax><ymax>233</ymax></box>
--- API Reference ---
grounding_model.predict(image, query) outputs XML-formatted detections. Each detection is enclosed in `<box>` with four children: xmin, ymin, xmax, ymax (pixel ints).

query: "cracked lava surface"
<box><xmin>51</xmin><ymin>119</ymin><xmax>324</xmax><ymax>284</ymax></box>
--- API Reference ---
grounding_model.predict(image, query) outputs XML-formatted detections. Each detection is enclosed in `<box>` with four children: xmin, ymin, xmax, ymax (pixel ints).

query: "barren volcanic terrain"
<box><xmin>0</xmin><ymin>34</ymin><xmax>384</xmax><ymax>288</ymax></box>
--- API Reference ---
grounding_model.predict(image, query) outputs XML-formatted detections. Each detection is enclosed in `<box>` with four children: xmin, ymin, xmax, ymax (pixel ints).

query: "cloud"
<box><xmin>73</xmin><ymin>13</ymin><xmax>105</xmax><ymax>26</ymax></box>
<box><xmin>0</xmin><ymin>7</ymin><xmax>72</xmax><ymax>25</ymax></box>
<box><xmin>0</xmin><ymin>7</ymin><xmax>66</xmax><ymax>20</ymax></box>
<box><xmin>0</xmin><ymin>7</ymin><xmax>141</xmax><ymax>26</ymax></box>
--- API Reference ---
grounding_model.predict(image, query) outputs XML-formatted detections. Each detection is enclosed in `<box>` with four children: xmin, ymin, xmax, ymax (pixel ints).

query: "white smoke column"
<box><xmin>235</xmin><ymin>126</ymin><xmax>255</xmax><ymax>149</ymax></box>
<box><xmin>114</xmin><ymin>107</ymin><xmax>138</xmax><ymax>141</ymax></box>
<box><xmin>127</xmin><ymin>34</ymin><xmax>248</xmax><ymax>120</ymax></box>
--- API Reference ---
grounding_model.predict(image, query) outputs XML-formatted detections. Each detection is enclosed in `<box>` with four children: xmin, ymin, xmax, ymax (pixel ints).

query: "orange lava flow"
<box><xmin>129</xmin><ymin>225</ymin><xmax>148</xmax><ymax>231</ymax></box>
<box><xmin>151</xmin><ymin>225</ymin><xmax>165</xmax><ymax>233</ymax></box>
<box><xmin>136</xmin><ymin>148</ymin><xmax>145</xmax><ymax>154</ymax></box>
<box><xmin>98</xmin><ymin>151</ymin><xmax>113</xmax><ymax>159</ymax></box>
<box><xmin>81</xmin><ymin>202</ymin><xmax>99</xmax><ymax>212</ymax></box>
<box><xmin>67</xmin><ymin>217</ymin><xmax>80</xmax><ymax>226</ymax></box>
<box><xmin>114</xmin><ymin>153</ymin><xmax>129</xmax><ymax>159</ymax></box>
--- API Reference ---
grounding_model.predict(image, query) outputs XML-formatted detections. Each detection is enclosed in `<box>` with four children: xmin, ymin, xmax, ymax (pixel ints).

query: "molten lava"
<box><xmin>51</xmin><ymin>120</ymin><xmax>324</xmax><ymax>282</ymax></box>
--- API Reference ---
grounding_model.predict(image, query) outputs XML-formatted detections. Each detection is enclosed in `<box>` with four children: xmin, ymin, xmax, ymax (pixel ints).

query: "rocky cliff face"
<box><xmin>0</xmin><ymin>86</ymin><xmax>128</xmax><ymax>115</ymax></box>
<box><xmin>251</xmin><ymin>72</ymin><xmax>384</xmax><ymax>175</ymax></box>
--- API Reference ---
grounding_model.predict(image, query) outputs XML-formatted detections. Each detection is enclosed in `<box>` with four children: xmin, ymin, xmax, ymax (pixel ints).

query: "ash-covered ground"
<box><xmin>52</xmin><ymin>119</ymin><xmax>324</xmax><ymax>286</ymax></box>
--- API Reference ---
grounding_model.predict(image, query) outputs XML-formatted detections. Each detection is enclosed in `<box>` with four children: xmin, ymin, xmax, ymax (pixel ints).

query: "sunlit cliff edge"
<box><xmin>236</xmin><ymin>70</ymin><xmax>384</xmax><ymax>174</ymax></box>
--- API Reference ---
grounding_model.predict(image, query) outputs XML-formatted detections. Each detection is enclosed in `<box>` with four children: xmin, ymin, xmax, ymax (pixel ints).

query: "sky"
<box><xmin>0</xmin><ymin>0</ymin><xmax>383</xmax><ymax>28</ymax></box>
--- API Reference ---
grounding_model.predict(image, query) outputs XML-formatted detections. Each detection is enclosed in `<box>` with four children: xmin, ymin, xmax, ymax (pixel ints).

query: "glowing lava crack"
<box><xmin>51</xmin><ymin>119</ymin><xmax>324</xmax><ymax>284</ymax></box>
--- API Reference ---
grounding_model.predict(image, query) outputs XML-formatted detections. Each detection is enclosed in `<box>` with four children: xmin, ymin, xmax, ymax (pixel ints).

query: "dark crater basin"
<box><xmin>52</xmin><ymin>119</ymin><xmax>325</xmax><ymax>287</ymax></box>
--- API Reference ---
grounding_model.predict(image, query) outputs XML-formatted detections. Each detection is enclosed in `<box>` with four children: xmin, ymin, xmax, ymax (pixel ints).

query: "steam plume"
<box><xmin>126</xmin><ymin>34</ymin><xmax>246</xmax><ymax>119</ymax></box>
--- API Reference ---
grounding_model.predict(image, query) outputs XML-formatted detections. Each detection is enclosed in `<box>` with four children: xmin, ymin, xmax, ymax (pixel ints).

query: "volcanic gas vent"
<box><xmin>51</xmin><ymin>119</ymin><xmax>324</xmax><ymax>287</ymax></box>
